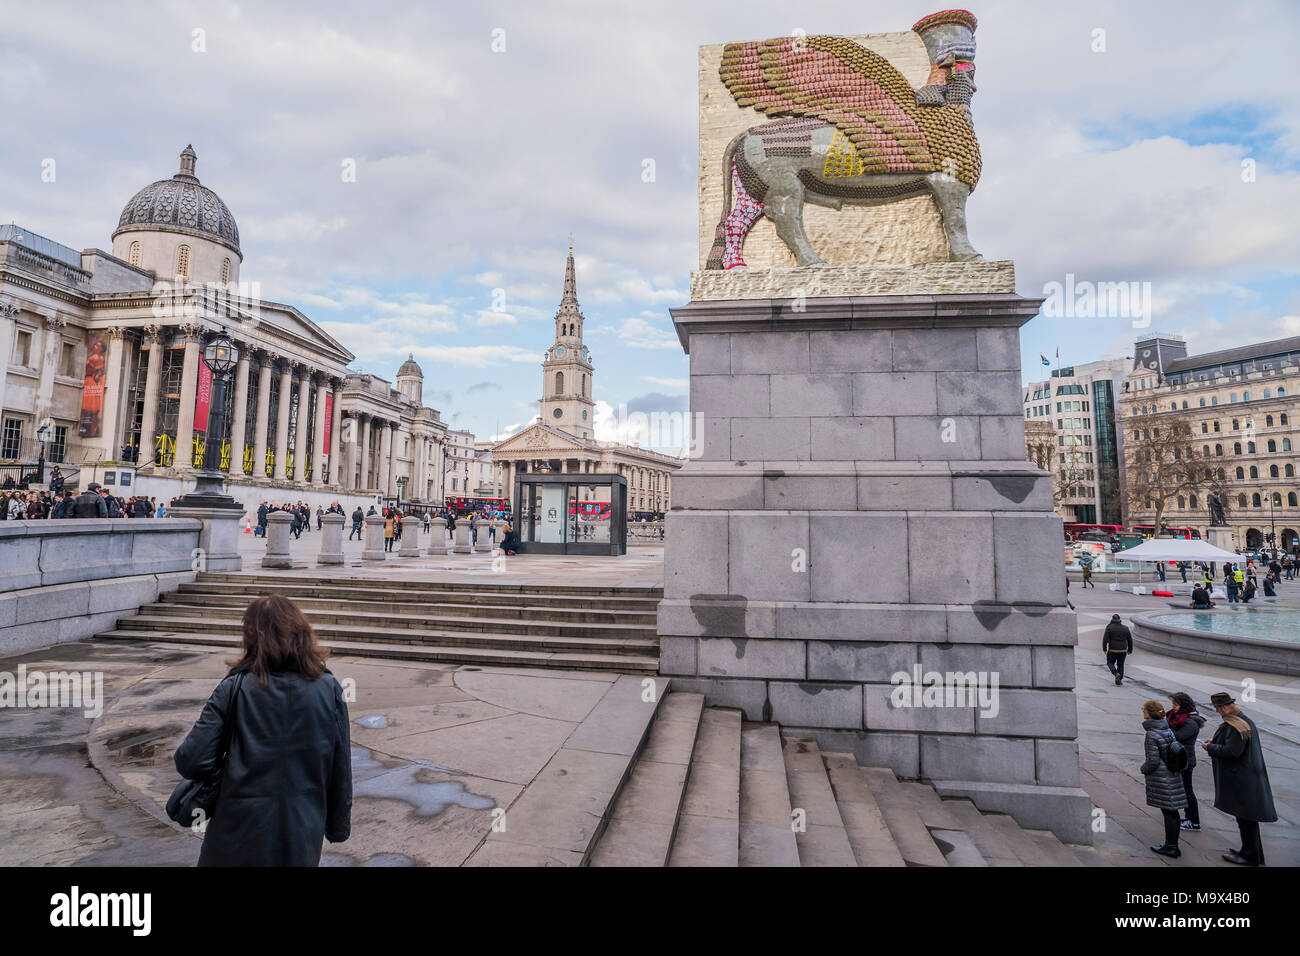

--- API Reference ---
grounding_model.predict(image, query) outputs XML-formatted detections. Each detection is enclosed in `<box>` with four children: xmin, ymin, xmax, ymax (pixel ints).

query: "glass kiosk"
<box><xmin>514</xmin><ymin>473</ymin><xmax>627</xmax><ymax>555</ymax></box>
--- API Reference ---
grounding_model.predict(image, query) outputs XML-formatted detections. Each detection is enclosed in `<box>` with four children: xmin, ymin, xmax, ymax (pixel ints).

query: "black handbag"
<box><xmin>166</xmin><ymin>673</ymin><xmax>245</xmax><ymax>830</ymax></box>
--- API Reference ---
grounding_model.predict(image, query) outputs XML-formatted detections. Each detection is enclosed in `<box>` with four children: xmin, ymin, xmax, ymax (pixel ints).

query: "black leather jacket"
<box><xmin>175</xmin><ymin>669</ymin><xmax>352</xmax><ymax>866</ymax></box>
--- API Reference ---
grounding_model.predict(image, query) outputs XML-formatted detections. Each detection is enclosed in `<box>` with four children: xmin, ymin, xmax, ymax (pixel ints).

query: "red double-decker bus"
<box><xmin>1131</xmin><ymin>525</ymin><xmax>1201</xmax><ymax>540</ymax></box>
<box><xmin>444</xmin><ymin>495</ymin><xmax>509</xmax><ymax>516</ymax></box>
<box><xmin>1063</xmin><ymin>523</ymin><xmax>1123</xmax><ymax>542</ymax></box>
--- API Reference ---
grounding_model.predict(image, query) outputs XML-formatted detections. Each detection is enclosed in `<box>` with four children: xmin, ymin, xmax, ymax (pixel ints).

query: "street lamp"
<box><xmin>35</xmin><ymin>419</ymin><xmax>51</xmax><ymax>486</ymax></box>
<box><xmin>179</xmin><ymin>332</ymin><xmax>241</xmax><ymax>507</ymax></box>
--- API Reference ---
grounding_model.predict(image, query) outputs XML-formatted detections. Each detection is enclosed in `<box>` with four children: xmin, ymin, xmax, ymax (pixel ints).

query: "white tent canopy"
<box><xmin>1115</xmin><ymin>539</ymin><xmax>1241</xmax><ymax>563</ymax></box>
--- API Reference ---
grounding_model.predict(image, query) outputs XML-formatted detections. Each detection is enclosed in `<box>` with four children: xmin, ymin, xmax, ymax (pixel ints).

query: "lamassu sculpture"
<box><xmin>706</xmin><ymin>10</ymin><xmax>982</xmax><ymax>270</ymax></box>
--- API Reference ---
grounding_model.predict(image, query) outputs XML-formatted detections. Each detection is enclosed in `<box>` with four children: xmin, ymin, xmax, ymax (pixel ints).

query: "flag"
<box><xmin>1056</xmin><ymin>346</ymin><xmax>1060</xmax><ymax>360</ymax></box>
<box><xmin>1040</xmin><ymin>354</ymin><xmax>1050</xmax><ymax>366</ymax></box>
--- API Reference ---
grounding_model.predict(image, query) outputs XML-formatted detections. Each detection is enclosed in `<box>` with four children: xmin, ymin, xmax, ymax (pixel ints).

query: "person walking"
<box><xmin>1177</xmin><ymin>561</ymin><xmax>1188</xmax><ymax>583</ymax></box>
<box><xmin>1156</xmin><ymin>560</ymin><xmax>1167</xmax><ymax>582</ymax></box>
<box><xmin>1080</xmin><ymin>561</ymin><xmax>1094</xmax><ymax>589</ymax></box>
<box><xmin>173</xmin><ymin>594</ymin><xmax>352</xmax><ymax>866</ymax></box>
<box><xmin>1102</xmin><ymin>614</ymin><xmax>1133</xmax><ymax>685</ymax></box>
<box><xmin>256</xmin><ymin>501</ymin><xmax>269</xmax><ymax>537</ymax></box>
<box><xmin>349</xmin><ymin>506</ymin><xmax>364</xmax><ymax>541</ymax></box>
<box><xmin>316</xmin><ymin>505</ymin><xmax>324</xmax><ymax>531</ymax></box>
<box><xmin>1225</xmin><ymin>564</ymin><xmax>1240</xmax><ymax>603</ymax></box>
<box><xmin>1140</xmin><ymin>700</ymin><xmax>1187</xmax><ymax>858</ymax></box>
<box><xmin>384</xmin><ymin>510</ymin><xmax>395</xmax><ymax>552</ymax></box>
<box><xmin>1167</xmin><ymin>692</ymin><xmax>1205</xmax><ymax>832</ymax></box>
<box><xmin>71</xmin><ymin>482</ymin><xmax>109</xmax><ymax>518</ymax></box>
<box><xmin>1203</xmin><ymin>692</ymin><xmax>1277</xmax><ymax>866</ymax></box>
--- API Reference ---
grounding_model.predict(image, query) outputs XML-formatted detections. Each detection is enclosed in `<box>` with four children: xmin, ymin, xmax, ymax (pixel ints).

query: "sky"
<box><xmin>3</xmin><ymin>0</ymin><xmax>1299</xmax><ymax>448</ymax></box>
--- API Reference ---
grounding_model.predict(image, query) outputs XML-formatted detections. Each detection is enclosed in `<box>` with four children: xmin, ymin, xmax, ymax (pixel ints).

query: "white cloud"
<box><xmin>644</xmin><ymin>375</ymin><xmax>688</xmax><ymax>389</ymax></box>
<box><xmin>617</xmin><ymin>317</ymin><xmax>681</xmax><ymax>350</ymax></box>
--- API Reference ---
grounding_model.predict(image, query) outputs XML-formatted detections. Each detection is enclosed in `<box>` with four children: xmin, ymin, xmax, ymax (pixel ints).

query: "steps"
<box><xmin>95</xmin><ymin>572</ymin><xmax>662</xmax><ymax>673</ymax></box>
<box><xmin>593</xmin><ymin>696</ymin><xmax>1105</xmax><ymax>867</ymax></box>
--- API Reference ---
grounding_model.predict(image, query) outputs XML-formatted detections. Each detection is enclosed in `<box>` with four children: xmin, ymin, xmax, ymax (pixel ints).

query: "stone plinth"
<box><xmin>660</xmin><ymin>288</ymin><xmax>1091</xmax><ymax>844</ymax></box>
<box><xmin>689</xmin><ymin>261</ymin><xmax>1015</xmax><ymax>303</ymax></box>
<box><xmin>431</xmin><ymin>517</ymin><xmax>449</xmax><ymax>554</ymax></box>
<box><xmin>318</xmin><ymin>512</ymin><xmax>344</xmax><ymax>565</ymax></box>
<box><xmin>454</xmin><ymin>523</ymin><xmax>472</xmax><ymax>555</ymax></box>
<box><xmin>167</xmin><ymin>502</ymin><xmax>246</xmax><ymax>573</ymax></box>
<box><xmin>398</xmin><ymin>517</ymin><xmax>422</xmax><ymax>557</ymax></box>
<box><xmin>260</xmin><ymin>511</ymin><xmax>294</xmax><ymax>569</ymax></box>
<box><xmin>1206</xmin><ymin>526</ymin><xmax>1236</xmax><ymax>554</ymax></box>
<box><xmin>361</xmin><ymin>516</ymin><xmax>386</xmax><ymax>562</ymax></box>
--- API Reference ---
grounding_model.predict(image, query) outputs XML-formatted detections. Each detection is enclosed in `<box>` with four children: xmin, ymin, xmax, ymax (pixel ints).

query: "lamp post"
<box><xmin>179</xmin><ymin>332</ymin><xmax>241</xmax><ymax>507</ymax></box>
<box><xmin>35</xmin><ymin>419</ymin><xmax>51</xmax><ymax>486</ymax></box>
<box><xmin>396</xmin><ymin>475</ymin><xmax>407</xmax><ymax>509</ymax></box>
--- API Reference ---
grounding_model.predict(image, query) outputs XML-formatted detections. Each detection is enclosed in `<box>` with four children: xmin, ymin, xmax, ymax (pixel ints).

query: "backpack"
<box><xmin>1162</xmin><ymin>736</ymin><xmax>1188</xmax><ymax>773</ymax></box>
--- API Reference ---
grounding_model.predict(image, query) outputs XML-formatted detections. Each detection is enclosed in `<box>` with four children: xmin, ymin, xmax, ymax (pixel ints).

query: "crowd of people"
<box><xmin>255</xmin><ymin>500</ymin><xmax>346</xmax><ymax>540</ymax></box>
<box><xmin>2</xmin><ymin>479</ymin><xmax>164</xmax><ymax>520</ymax></box>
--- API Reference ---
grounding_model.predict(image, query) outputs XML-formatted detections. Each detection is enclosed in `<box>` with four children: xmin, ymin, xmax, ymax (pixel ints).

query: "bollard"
<box><xmin>261</xmin><ymin>511</ymin><xmax>295</xmax><ymax>569</ymax></box>
<box><xmin>454</xmin><ymin>521</ymin><xmax>472</xmax><ymax>554</ymax></box>
<box><xmin>398</xmin><ymin>514</ymin><xmax>422</xmax><ymax>557</ymax></box>
<box><xmin>361</xmin><ymin>515</ymin><xmax>386</xmax><ymax>561</ymax></box>
<box><xmin>431</xmin><ymin>517</ymin><xmax>449</xmax><ymax>555</ymax></box>
<box><xmin>318</xmin><ymin>512</ymin><xmax>344</xmax><ymax>565</ymax></box>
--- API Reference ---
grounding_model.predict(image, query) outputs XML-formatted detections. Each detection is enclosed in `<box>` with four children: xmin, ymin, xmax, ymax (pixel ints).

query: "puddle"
<box><xmin>355</xmin><ymin>715</ymin><xmax>389</xmax><ymax>729</ymax></box>
<box><xmin>350</xmin><ymin>749</ymin><xmax>494</xmax><ymax>816</ymax></box>
<box><xmin>103</xmin><ymin>724</ymin><xmax>186</xmax><ymax>763</ymax></box>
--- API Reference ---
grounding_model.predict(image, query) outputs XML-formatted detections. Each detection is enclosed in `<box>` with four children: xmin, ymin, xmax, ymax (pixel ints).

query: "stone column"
<box><xmin>329</xmin><ymin>379</ymin><xmax>344</xmax><ymax>486</ymax></box>
<box><xmin>312</xmin><ymin>375</ymin><xmax>329</xmax><ymax>487</ymax></box>
<box><xmin>261</xmin><ymin>510</ymin><xmax>294</xmax><ymax>569</ymax></box>
<box><xmin>398</xmin><ymin>513</ymin><xmax>422</xmax><ymax>557</ymax></box>
<box><xmin>359</xmin><ymin>414</ymin><xmax>372</xmax><ymax>489</ymax></box>
<box><xmin>431</xmin><ymin>516</ymin><xmax>449</xmax><ymax>554</ymax></box>
<box><xmin>174</xmin><ymin>326</ymin><xmax>202</xmax><ymax>471</ymax></box>
<box><xmin>99</xmin><ymin>327</ymin><xmax>129</xmax><ymax>461</ymax></box>
<box><xmin>295</xmin><ymin>368</ymin><xmax>312</xmax><ymax>482</ymax></box>
<box><xmin>660</xmin><ymin>289</ymin><xmax>1088</xmax><ymax>844</ymax></box>
<box><xmin>318</xmin><ymin>511</ymin><xmax>344</xmax><ymax>565</ymax></box>
<box><xmin>454</xmin><ymin>521</ymin><xmax>472</xmax><ymax>554</ymax></box>
<box><xmin>136</xmin><ymin>325</ymin><xmax>166</xmax><ymax>467</ymax></box>
<box><xmin>378</xmin><ymin>421</ymin><xmax>393</xmax><ymax>498</ymax></box>
<box><xmin>252</xmin><ymin>353</ymin><xmax>273</xmax><ymax>479</ymax></box>
<box><xmin>361</xmin><ymin>513</ymin><xmax>386</xmax><ymax>561</ymax></box>
<box><xmin>227</xmin><ymin>347</ymin><xmax>251</xmax><ymax>476</ymax></box>
<box><xmin>274</xmin><ymin>361</ymin><xmax>292</xmax><ymax>480</ymax></box>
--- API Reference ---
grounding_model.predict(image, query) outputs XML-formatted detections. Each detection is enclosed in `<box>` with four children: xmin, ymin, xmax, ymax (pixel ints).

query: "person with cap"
<box><xmin>1139</xmin><ymin>699</ymin><xmax>1187</xmax><ymax>858</ymax></box>
<box><xmin>71</xmin><ymin>482</ymin><xmax>109</xmax><ymax>518</ymax></box>
<box><xmin>1202</xmin><ymin>692</ymin><xmax>1277</xmax><ymax>865</ymax></box>
<box><xmin>1102</xmin><ymin>614</ymin><xmax>1133</xmax><ymax>685</ymax></box>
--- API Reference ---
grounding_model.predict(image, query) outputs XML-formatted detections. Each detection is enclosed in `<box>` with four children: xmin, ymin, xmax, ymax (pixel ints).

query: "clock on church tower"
<box><xmin>541</xmin><ymin>239</ymin><xmax>596</xmax><ymax>439</ymax></box>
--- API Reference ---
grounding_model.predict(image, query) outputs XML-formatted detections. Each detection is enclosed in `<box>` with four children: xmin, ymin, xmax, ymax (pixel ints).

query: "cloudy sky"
<box><xmin>3</xmin><ymin>0</ymin><xmax>1298</xmax><ymax>446</ymax></box>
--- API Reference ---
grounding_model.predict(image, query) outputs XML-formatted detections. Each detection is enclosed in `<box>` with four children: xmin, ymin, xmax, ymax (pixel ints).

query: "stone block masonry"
<box><xmin>661</xmin><ymin>290</ymin><xmax>1092</xmax><ymax>844</ymax></box>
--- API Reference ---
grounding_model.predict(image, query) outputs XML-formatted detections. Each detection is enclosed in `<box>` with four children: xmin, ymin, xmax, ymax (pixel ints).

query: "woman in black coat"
<box><xmin>1139</xmin><ymin>700</ymin><xmax>1186</xmax><ymax>858</ymax></box>
<box><xmin>175</xmin><ymin>594</ymin><xmax>352</xmax><ymax>866</ymax></box>
<box><xmin>1167</xmin><ymin>692</ymin><xmax>1205</xmax><ymax>831</ymax></box>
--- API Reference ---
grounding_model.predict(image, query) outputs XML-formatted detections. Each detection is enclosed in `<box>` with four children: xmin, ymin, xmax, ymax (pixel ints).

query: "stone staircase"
<box><xmin>94</xmin><ymin>572</ymin><xmax>662</xmax><ymax>673</ymax></box>
<box><xmin>591</xmin><ymin>692</ymin><xmax>1106</xmax><ymax>867</ymax></box>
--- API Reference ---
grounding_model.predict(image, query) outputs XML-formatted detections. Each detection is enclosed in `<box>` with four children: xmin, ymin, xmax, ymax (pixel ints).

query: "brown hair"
<box><xmin>1142</xmin><ymin>700</ymin><xmax>1166</xmax><ymax>719</ymax></box>
<box><xmin>229</xmin><ymin>594</ymin><xmax>329</xmax><ymax>685</ymax></box>
<box><xmin>1169</xmin><ymin>692</ymin><xmax>1196</xmax><ymax>713</ymax></box>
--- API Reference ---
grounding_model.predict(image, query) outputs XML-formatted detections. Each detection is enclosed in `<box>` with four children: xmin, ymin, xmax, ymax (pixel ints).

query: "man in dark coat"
<box><xmin>349</xmin><ymin>506</ymin><xmax>364</xmax><ymax>540</ymax></box>
<box><xmin>1203</xmin><ymin>692</ymin><xmax>1277</xmax><ymax>866</ymax></box>
<box><xmin>71</xmin><ymin>483</ymin><xmax>109</xmax><ymax>518</ymax></box>
<box><xmin>1102</xmin><ymin>614</ymin><xmax>1133</xmax><ymax>685</ymax></box>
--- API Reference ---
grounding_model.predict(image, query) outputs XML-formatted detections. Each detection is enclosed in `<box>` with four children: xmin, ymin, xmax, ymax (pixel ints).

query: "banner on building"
<box><xmin>323</xmin><ymin>393</ymin><xmax>333</xmax><ymax>450</ymax></box>
<box><xmin>77</xmin><ymin>331</ymin><xmax>108</xmax><ymax>438</ymax></box>
<box><xmin>193</xmin><ymin>362</ymin><xmax>212</xmax><ymax>431</ymax></box>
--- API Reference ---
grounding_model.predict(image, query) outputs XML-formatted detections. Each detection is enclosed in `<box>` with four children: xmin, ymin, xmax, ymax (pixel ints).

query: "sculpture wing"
<box><xmin>719</xmin><ymin>36</ymin><xmax>979</xmax><ymax>188</ymax></box>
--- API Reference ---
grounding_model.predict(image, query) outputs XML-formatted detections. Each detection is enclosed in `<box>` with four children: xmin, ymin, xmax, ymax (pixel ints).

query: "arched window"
<box><xmin>1249</xmin><ymin>466</ymin><xmax>1258</xmax><ymax>479</ymax></box>
<box><xmin>1287</xmin><ymin>464</ymin><xmax>1296</xmax><ymax>478</ymax></box>
<box><xmin>1236</xmin><ymin>466</ymin><xmax>1245</xmax><ymax>479</ymax></box>
<box><xmin>1233</xmin><ymin>442</ymin><xmax>1242</xmax><ymax>455</ymax></box>
<box><xmin>1251</xmin><ymin>493</ymin><xmax>1261</xmax><ymax>508</ymax></box>
<box><xmin>1202</xmin><ymin>445</ymin><xmax>1211</xmax><ymax>457</ymax></box>
<box><xmin>1217</xmin><ymin>468</ymin><xmax>1226</xmax><ymax>481</ymax></box>
<box><xmin>175</xmin><ymin>244</ymin><xmax>191</xmax><ymax>278</ymax></box>
<box><xmin>1243</xmin><ymin>391</ymin><xmax>1251</xmax><ymax>401</ymax></box>
<box><xmin>1229</xmin><ymin>393</ymin><xmax>1238</xmax><ymax>403</ymax></box>
<box><xmin>1268</xmin><ymin>439</ymin><xmax>1277</xmax><ymax>452</ymax></box>
<box><xmin>1171</xmin><ymin>402</ymin><xmax>1177</xmax><ymax>411</ymax></box>
<box><xmin>581</xmin><ymin>374</ymin><xmax>586</xmax><ymax>397</ymax></box>
<box><xmin>555</xmin><ymin>371</ymin><xmax>564</xmax><ymax>395</ymax></box>
<box><xmin>1284</xmin><ymin>438</ymin><xmax>1293</xmax><ymax>452</ymax></box>
<box><xmin>1200</xmin><ymin>422</ymin><xmax>1208</xmax><ymax>433</ymax></box>
<box><xmin>1190</xmin><ymin>494</ymin><xmax>1198</xmax><ymax>509</ymax></box>
<box><xmin>1290</xmin><ymin>492</ymin><xmax>1299</xmax><ymax>507</ymax></box>
<box><xmin>1282</xmin><ymin>414</ymin><xmax>1290</xmax><ymax>425</ymax></box>
<box><xmin>1177</xmin><ymin>496</ymin><xmax>1185</xmax><ymax>509</ymax></box>
<box><xmin>1232</xmin><ymin>419</ymin><xmax>1239</xmax><ymax>430</ymax></box>
<box><xmin>1181</xmin><ymin>400</ymin><xmax>1188</xmax><ymax>409</ymax></box>
<box><xmin>1270</xmin><ymin>465</ymin><xmax>1279</xmax><ymax>478</ymax></box>
<box><xmin>1237</xmin><ymin>494</ymin><xmax>1247</xmax><ymax>508</ymax></box>
<box><xmin>1248</xmin><ymin>441</ymin><xmax>1257</xmax><ymax>454</ymax></box>
<box><xmin>1198</xmin><ymin>397</ymin><xmax>1206</xmax><ymax>407</ymax></box>
<box><xmin>1266</xmin><ymin>415</ymin><xmax>1274</xmax><ymax>426</ymax></box>
<box><xmin>1215</xmin><ymin>444</ymin><xmax>1222</xmax><ymax>456</ymax></box>
<box><xmin>1211</xmin><ymin>396</ymin><xmax>1219</xmax><ymax>405</ymax></box>
<box><xmin>128</xmin><ymin>241</ymin><xmax>141</xmax><ymax>266</ymax></box>
<box><xmin>221</xmin><ymin>257</ymin><xmax>231</xmax><ymax>284</ymax></box>
<box><xmin>1278</xmin><ymin>387</ymin><xmax>1286</xmax><ymax>396</ymax></box>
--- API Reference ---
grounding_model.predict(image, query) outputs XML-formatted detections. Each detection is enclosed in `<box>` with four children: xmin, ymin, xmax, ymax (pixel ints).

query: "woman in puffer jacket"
<box><xmin>1167</xmin><ymin>692</ymin><xmax>1206</xmax><ymax>832</ymax></box>
<box><xmin>1140</xmin><ymin>699</ymin><xmax>1187</xmax><ymax>859</ymax></box>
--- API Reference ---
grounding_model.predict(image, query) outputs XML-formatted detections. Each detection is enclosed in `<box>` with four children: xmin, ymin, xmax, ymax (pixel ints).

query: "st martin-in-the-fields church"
<box><xmin>491</xmin><ymin>241</ymin><xmax>680</xmax><ymax>517</ymax></box>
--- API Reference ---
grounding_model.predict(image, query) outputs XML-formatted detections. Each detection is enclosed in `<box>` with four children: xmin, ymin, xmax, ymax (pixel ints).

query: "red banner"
<box><xmin>77</xmin><ymin>331</ymin><xmax>108</xmax><ymax>438</ymax></box>
<box><xmin>323</xmin><ymin>393</ymin><xmax>334</xmax><ymax>450</ymax></box>
<box><xmin>193</xmin><ymin>361</ymin><xmax>212</xmax><ymax>431</ymax></box>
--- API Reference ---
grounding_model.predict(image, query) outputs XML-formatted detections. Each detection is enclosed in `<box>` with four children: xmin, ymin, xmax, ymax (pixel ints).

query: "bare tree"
<box><xmin>1123</xmin><ymin>418</ymin><xmax>1227</xmax><ymax>533</ymax></box>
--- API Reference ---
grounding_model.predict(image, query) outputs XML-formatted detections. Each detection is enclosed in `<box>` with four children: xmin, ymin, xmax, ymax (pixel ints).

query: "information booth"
<box><xmin>514</xmin><ymin>473</ymin><xmax>627</xmax><ymax>555</ymax></box>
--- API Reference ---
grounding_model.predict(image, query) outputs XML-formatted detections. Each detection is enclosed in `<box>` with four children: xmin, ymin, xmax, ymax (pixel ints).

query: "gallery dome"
<box><xmin>112</xmin><ymin>145</ymin><xmax>241</xmax><ymax>256</ymax></box>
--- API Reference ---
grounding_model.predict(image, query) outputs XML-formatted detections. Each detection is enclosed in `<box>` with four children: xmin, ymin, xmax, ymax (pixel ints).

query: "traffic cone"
<box><xmin>243</xmin><ymin>518</ymin><xmax>252</xmax><ymax>534</ymax></box>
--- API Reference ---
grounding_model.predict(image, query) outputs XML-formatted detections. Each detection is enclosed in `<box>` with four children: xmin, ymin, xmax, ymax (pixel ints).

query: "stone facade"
<box><xmin>660</xmin><ymin>287</ymin><xmax>1091</xmax><ymax>843</ymax></box>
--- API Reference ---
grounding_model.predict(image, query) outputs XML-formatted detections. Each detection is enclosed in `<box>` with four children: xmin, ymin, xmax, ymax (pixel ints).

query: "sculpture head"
<box><xmin>913</xmin><ymin>9</ymin><xmax>978</xmax><ymax>112</ymax></box>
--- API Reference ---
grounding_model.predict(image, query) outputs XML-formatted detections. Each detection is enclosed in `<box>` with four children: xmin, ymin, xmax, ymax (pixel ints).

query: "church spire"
<box><xmin>560</xmin><ymin>235</ymin><xmax>578</xmax><ymax>310</ymax></box>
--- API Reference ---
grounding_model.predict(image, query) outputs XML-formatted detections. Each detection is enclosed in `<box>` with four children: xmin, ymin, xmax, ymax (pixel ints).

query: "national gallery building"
<box><xmin>0</xmin><ymin>146</ymin><xmax>448</xmax><ymax>509</ymax></box>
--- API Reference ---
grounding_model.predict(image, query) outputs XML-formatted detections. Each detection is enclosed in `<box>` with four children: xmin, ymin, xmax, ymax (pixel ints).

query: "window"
<box><xmin>1243</xmin><ymin>391</ymin><xmax>1251</xmax><ymax>401</ymax></box>
<box><xmin>1213</xmin><ymin>420</ymin><xmax>1220</xmax><ymax>432</ymax></box>
<box><xmin>175</xmin><ymin>244</ymin><xmax>191</xmax><ymax>278</ymax></box>
<box><xmin>60</xmin><ymin>341</ymin><xmax>77</xmax><ymax>378</ymax></box>
<box><xmin>1215</xmin><ymin>444</ymin><xmax>1223</xmax><ymax>456</ymax></box>
<box><xmin>1236</xmin><ymin>467</ymin><xmax>1245</xmax><ymax>479</ymax></box>
<box><xmin>1279</xmin><ymin>388</ymin><xmax>1287</xmax><ymax>397</ymax></box>
<box><xmin>1248</xmin><ymin>441</ymin><xmax>1256</xmax><ymax>454</ymax></box>
<box><xmin>1199</xmin><ymin>398</ymin><xmax>1206</xmax><ymax>407</ymax></box>
<box><xmin>1284</xmin><ymin>438</ymin><xmax>1293</xmax><ymax>452</ymax></box>
<box><xmin>1249</xmin><ymin>466</ymin><xmax>1258</xmax><ymax>479</ymax></box>
<box><xmin>1290</xmin><ymin>493</ymin><xmax>1299</xmax><ymax>507</ymax></box>
<box><xmin>1252</xmin><ymin>493</ymin><xmax>1261</xmax><ymax>508</ymax></box>
<box><xmin>1282</xmin><ymin>414</ymin><xmax>1290</xmax><ymax>425</ymax></box>
<box><xmin>1264</xmin><ymin>389</ymin><xmax>1272</xmax><ymax>399</ymax></box>
<box><xmin>51</xmin><ymin>424</ymin><xmax>67</xmax><ymax>463</ymax></box>
<box><xmin>1270</xmin><ymin>465</ymin><xmax>1279</xmax><ymax>478</ymax></box>
<box><xmin>1</xmin><ymin>418</ymin><xmax>22</xmax><ymax>459</ymax></box>
<box><xmin>1229</xmin><ymin>393</ymin><xmax>1237</xmax><ymax>403</ymax></box>
<box><xmin>555</xmin><ymin>371</ymin><xmax>564</xmax><ymax>395</ymax></box>
<box><xmin>1266</xmin><ymin>415</ymin><xmax>1274</xmax><ymax>426</ymax></box>
<box><xmin>12</xmin><ymin>328</ymin><xmax>32</xmax><ymax>367</ymax></box>
<box><xmin>1211</xmin><ymin>396</ymin><xmax>1219</xmax><ymax>406</ymax></box>
<box><xmin>1200</xmin><ymin>422</ymin><xmax>1208</xmax><ymax>433</ymax></box>
<box><xmin>128</xmin><ymin>241</ymin><xmax>141</xmax><ymax>266</ymax></box>
<box><xmin>1190</xmin><ymin>494</ymin><xmax>1198</xmax><ymax>509</ymax></box>
<box><xmin>1268</xmin><ymin>439</ymin><xmax>1277</xmax><ymax>453</ymax></box>
<box><xmin>1238</xmin><ymin>494</ymin><xmax>1247</xmax><ymax>508</ymax></box>
<box><xmin>1288</xmin><ymin>464</ymin><xmax>1296</xmax><ymax>478</ymax></box>
<box><xmin>1217</xmin><ymin>468</ymin><xmax>1226</xmax><ymax>481</ymax></box>
<box><xmin>1232</xmin><ymin>419</ymin><xmax>1239</xmax><ymax>430</ymax></box>
<box><xmin>1177</xmin><ymin>496</ymin><xmax>1185</xmax><ymax>509</ymax></box>
<box><xmin>1233</xmin><ymin>442</ymin><xmax>1242</xmax><ymax>455</ymax></box>
<box><xmin>221</xmin><ymin>258</ymin><xmax>231</xmax><ymax>284</ymax></box>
